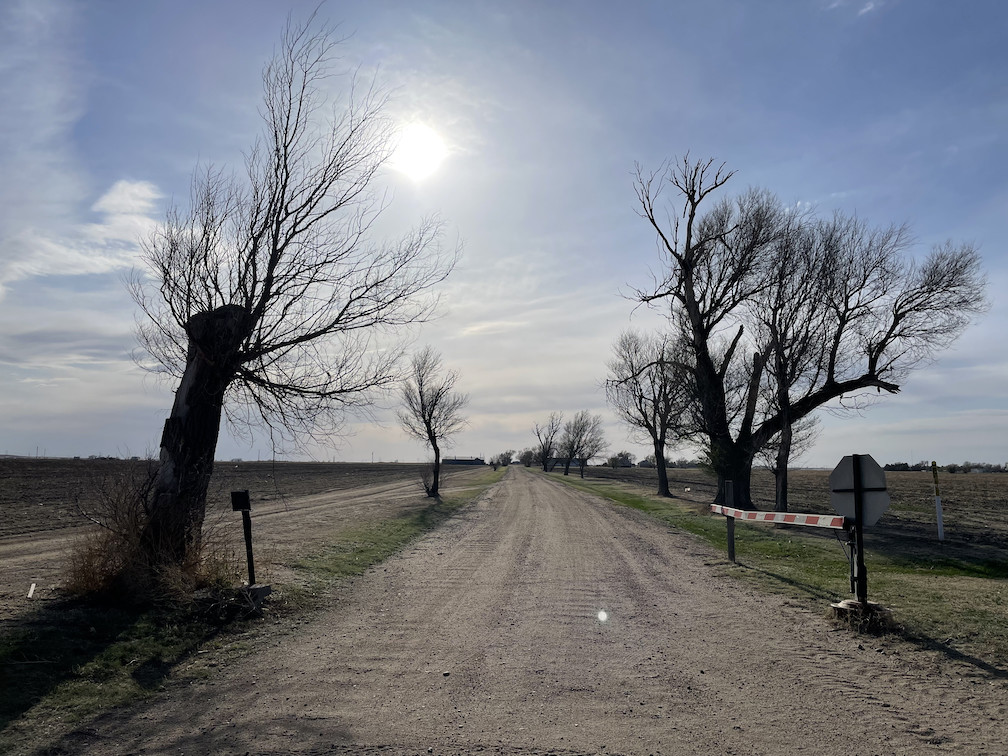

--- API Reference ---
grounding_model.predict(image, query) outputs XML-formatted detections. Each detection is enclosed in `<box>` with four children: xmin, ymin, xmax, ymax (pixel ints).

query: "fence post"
<box><xmin>931</xmin><ymin>461</ymin><xmax>945</xmax><ymax>542</ymax></box>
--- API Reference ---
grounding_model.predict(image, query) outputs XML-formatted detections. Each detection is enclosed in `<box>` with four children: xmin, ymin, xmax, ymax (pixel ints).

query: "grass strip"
<box><xmin>547</xmin><ymin>471</ymin><xmax>1008</xmax><ymax>670</ymax></box>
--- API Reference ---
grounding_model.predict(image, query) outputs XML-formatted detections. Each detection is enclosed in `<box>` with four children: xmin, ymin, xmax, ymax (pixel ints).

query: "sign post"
<box><xmin>231</xmin><ymin>490</ymin><xmax>256</xmax><ymax>586</ymax></box>
<box><xmin>829</xmin><ymin>454</ymin><xmax>889</xmax><ymax>609</ymax></box>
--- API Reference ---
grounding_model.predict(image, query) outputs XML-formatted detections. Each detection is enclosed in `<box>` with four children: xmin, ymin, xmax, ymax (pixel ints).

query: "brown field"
<box><xmin>0</xmin><ymin>457</ymin><xmax>429</xmax><ymax>540</ymax></box>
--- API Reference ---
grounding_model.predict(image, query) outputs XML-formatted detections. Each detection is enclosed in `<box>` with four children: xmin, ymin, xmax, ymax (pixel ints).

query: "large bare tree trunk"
<box><xmin>142</xmin><ymin>305</ymin><xmax>246</xmax><ymax>569</ymax></box>
<box><xmin>711</xmin><ymin>438</ymin><xmax>756</xmax><ymax>509</ymax></box>
<box><xmin>429</xmin><ymin>440</ymin><xmax>442</xmax><ymax>498</ymax></box>
<box><xmin>653</xmin><ymin>440</ymin><xmax>672</xmax><ymax>497</ymax></box>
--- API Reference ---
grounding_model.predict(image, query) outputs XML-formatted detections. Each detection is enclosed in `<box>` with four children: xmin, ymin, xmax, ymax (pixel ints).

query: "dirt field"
<box><xmin>44</xmin><ymin>466</ymin><xmax>1008</xmax><ymax>755</ymax></box>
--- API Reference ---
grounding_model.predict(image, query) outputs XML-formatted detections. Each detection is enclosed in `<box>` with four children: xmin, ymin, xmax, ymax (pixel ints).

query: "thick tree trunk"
<box><xmin>711</xmin><ymin>437</ymin><xmax>756</xmax><ymax>509</ymax></box>
<box><xmin>563</xmin><ymin>459</ymin><xmax>572</xmax><ymax>476</ymax></box>
<box><xmin>142</xmin><ymin>305</ymin><xmax>246</xmax><ymax>570</ymax></box>
<box><xmin>654</xmin><ymin>440</ymin><xmax>671</xmax><ymax>497</ymax></box>
<box><xmin>428</xmin><ymin>440</ymin><xmax>441</xmax><ymax>497</ymax></box>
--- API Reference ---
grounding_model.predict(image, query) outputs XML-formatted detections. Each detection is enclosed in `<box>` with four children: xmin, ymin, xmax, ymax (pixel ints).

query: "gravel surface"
<box><xmin>54</xmin><ymin>467</ymin><xmax>1008</xmax><ymax>755</ymax></box>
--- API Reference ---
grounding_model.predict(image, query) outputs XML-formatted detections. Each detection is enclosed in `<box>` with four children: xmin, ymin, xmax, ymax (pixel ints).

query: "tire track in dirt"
<box><xmin>55</xmin><ymin>466</ymin><xmax>1007</xmax><ymax>756</ymax></box>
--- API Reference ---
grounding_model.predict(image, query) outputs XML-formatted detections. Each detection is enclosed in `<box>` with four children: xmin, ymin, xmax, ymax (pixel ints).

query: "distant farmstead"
<box><xmin>444</xmin><ymin>456</ymin><xmax>485</xmax><ymax>466</ymax></box>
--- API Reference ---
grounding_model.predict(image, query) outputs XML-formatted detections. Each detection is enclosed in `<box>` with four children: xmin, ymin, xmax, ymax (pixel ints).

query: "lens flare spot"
<box><xmin>597</xmin><ymin>610</ymin><xmax>608</xmax><ymax>622</ymax></box>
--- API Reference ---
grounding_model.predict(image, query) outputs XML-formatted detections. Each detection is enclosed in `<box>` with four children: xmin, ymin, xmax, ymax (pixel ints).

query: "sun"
<box><xmin>390</xmin><ymin>123</ymin><xmax>448</xmax><ymax>181</ymax></box>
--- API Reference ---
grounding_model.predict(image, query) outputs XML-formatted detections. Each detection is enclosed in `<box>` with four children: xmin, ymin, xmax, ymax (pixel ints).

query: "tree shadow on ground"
<box><xmin>0</xmin><ymin>593</ymin><xmax>236</xmax><ymax>736</ymax></box>
<box><xmin>736</xmin><ymin>562</ymin><xmax>1008</xmax><ymax>679</ymax></box>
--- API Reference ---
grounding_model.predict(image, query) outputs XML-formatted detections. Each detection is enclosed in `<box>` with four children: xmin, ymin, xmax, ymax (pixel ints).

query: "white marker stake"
<box><xmin>27</xmin><ymin>583</ymin><xmax>36</xmax><ymax>599</ymax></box>
<box><xmin>931</xmin><ymin>461</ymin><xmax>945</xmax><ymax>542</ymax></box>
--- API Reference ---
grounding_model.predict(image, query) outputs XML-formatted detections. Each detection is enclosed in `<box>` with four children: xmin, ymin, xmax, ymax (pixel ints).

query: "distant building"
<box><xmin>443</xmin><ymin>456</ymin><xmax>485</xmax><ymax>466</ymax></box>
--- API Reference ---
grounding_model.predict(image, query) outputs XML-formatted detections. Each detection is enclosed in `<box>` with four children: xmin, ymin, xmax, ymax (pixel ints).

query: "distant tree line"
<box><xmin>885</xmin><ymin>460</ymin><xmax>1007</xmax><ymax>473</ymax></box>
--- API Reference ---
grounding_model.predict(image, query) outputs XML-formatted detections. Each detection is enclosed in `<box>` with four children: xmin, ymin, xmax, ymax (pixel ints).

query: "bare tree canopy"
<box><xmin>559</xmin><ymin>410</ymin><xmax>607</xmax><ymax>478</ymax></box>
<box><xmin>633</xmin><ymin>155</ymin><xmax>987</xmax><ymax>508</ymax></box>
<box><xmin>605</xmin><ymin>330</ymin><xmax>690</xmax><ymax>497</ymax></box>
<box><xmin>398</xmin><ymin>346</ymin><xmax>469</xmax><ymax>497</ymax></box>
<box><xmin>129</xmin><ymin>15</ymin><xmax>459</xmax><ymax>570</ymax></box>
<box><xmin>533</xmin><ymin>412</ymin><xmax>563</xmax><ymax>473</ymax></box>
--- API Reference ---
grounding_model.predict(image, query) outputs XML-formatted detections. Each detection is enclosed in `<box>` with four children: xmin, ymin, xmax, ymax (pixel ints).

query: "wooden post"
<box><xmin>241</xmin><ymin>510</ymin><xmax>255</xmax><ymax>586</ymax></box>
<box><xmin>725</xmin><ymin>480</ymin><xmax>736</xmax><ymax>563</ymax></box>
<box><xmin>931</xmin><ymin>461</ymin><xmax>945</xmax><ymax>542</ymax></box>
<box><xmin>852</xmin><ymin>455</ymin><xmax>868</xmax><ymax>607</ymax></box>
<box><xmin>231</xmin><ymin>490</ymin><xmax>256</xmax><ymax>586</ymax></box>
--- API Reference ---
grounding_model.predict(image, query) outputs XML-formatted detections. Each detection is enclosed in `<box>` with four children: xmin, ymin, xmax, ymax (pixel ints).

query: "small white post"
<box><xmin>931</xmin><ymin>460</ymin><xmax>945</xmax><ymax>542</ymax></box>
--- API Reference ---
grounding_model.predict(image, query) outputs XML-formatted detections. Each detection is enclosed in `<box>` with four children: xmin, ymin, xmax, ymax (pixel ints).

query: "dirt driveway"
<box><xmin>59</xmin><ymin>466</ymin><xmax>1007</xmax><ymax>755</ymax></box>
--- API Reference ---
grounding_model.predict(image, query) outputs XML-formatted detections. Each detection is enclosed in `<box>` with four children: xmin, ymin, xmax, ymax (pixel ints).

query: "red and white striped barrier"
<box><xmin>710</xmin><ymin>504</ymin><xmax>847</xmax><ymax>530</ymax></box>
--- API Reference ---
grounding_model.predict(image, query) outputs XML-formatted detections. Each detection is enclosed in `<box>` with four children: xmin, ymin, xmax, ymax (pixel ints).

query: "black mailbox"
<box><xmin>231</xmin><ymin>489</ymin><xmax>251</xmax><ymax>512</ymax></box>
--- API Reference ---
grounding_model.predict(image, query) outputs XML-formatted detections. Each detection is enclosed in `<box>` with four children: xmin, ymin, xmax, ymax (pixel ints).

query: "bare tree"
<box><xmin>633</xmin><ymin>155</ymin><xmax>987</xmax><ymax>508</ymax></box>
<box><xmin>533</xmin><ymin>412</ymin><xmax>563</xmax><ymax>472</ymax></box>
<box><xmin>518</xmin><ymin>448</ymin><xmax>535</xmax><ymax>467</ymax></box>
<box><xmin>490</xmin><ymin>450</ymin><xmax>515</xmax><ymax>470</ymax></box>
<box><xmin>605</xmin><ymin>330</ymin><xmax>690</xmax><ymax>497</ymax></box>
<box><xmin>749</xmin><ymin>216</ymin><xmax>830</xmax><ymax>510</ymax></box>
<box><xmin>558</xmin><ymin>410</ymin><xmax>606</xmax><ymax>478</ymax></box>
<box><xmin>398</xmin><ymin>346</ymin><xmax>469</xmax><ymax>497</ymax></box>
<box><xmin>129</xmin><ymin>17</ymin><xmax>458</xmax><ymax>570</ymax></box>
<box><xmin>574</xmin><ymin>413</ymin><xmax>607</xmax><ymax>478</ymax></box>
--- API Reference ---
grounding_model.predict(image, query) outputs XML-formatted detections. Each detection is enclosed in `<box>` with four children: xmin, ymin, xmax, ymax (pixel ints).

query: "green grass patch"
<box><xmin>547</xmin><ymin>471</ymin><xmax>1008</xmax><ymax>670</ymax></box>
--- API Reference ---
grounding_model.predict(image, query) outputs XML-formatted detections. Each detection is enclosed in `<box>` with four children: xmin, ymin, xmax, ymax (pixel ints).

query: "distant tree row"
<box><xmin>531</xmin><ymin>411</ymin><xmax>607</xmax><ymax>478</ymax></box>
<box><xmin>885</xmin><ymin>460</ymin><xmax>1007</xmax><ymax>474</ymax></box>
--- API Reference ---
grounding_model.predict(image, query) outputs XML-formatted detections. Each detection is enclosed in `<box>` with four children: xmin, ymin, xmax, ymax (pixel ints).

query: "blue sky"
<box><xmin>1</xmin><ymin>0</ymin><xmax>1005</xmax><ymax>468</ymax></box>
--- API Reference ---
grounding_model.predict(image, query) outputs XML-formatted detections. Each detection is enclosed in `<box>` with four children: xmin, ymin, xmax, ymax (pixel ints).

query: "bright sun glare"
<box><xmin>391</xmin><ymin>123</ymin><xmax>448</xmax><ymax>181</ymax></box>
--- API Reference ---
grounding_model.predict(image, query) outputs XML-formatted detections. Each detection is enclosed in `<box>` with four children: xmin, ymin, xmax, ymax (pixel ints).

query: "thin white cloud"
<box><xmin>0</xmin><ymin>179</ymin><xmax>161</xmax><ymax>293</ymax></box>
<box><xmin>858</xmin><ymin>2</ymin><xmax>877</xmax><ymax>16</ymax></box>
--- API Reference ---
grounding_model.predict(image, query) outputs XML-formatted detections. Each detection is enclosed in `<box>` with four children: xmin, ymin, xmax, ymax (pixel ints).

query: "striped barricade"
<box><xmin>709</xmin><ymin>504</ymin><xmax>847</xmax><ymax>530</ymax></box>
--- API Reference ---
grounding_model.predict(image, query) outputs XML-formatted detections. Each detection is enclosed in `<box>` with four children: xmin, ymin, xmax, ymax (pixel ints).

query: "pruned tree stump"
<box><xmin>830</xmin><ymin>599</ymin><xmax>893</xmax><ymax>632</ymax></box>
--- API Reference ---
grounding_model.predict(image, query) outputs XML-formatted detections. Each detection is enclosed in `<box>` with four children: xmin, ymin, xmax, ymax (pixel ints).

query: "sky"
<box><xmin>1</xmin><ymin>0</ymin><xmax>1006</xmax><ymax>470</ymax></box>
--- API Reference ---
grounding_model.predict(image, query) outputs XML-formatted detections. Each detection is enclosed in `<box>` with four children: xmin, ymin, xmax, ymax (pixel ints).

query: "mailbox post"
<box><xmin>231</xmin><ymin>490</ymin><xmax>256</xmax><ymax>586</ymax></box>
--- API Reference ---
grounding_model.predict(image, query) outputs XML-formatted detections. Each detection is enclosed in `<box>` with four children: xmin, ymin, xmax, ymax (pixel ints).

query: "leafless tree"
<box><xmin>605</xmin><ymin>330</ymin><xmax>691</xmax><ymax>497</ymax></box>
<box><xmin>128</xmin><ymin>16</ymin><xmax>459</xmax><ymax>570</ymax></box>
<box><xmin>558</xmin><ymin>410</ymin><xmax>607</xmax><ymax>478</ymax></box>
<box><xmin>398</xmin><ymin>346</ymin><xmax>469</xmax><ymax>497</ymax></box>
<box><xmin>533</xmin><ymin>412</ymin><xmax>563</xmax><ymax>472</ymax></box>
<box><xmin>490</xmin><ymin>450</ymin><xmax>515</xmax><ymax>470</ymax></box>
<box><xmin>574</xmin><ymin>413</ymin><xmax>607</xmax><ymax>478</ymax></box>
<box><xmin>748</xmin><ymin>216</ymin><xmax>830</xmax><ymax>510</ymax></box>
<box><xmin>633</xmin><ymin>155</ymin><xmax>987</xmax><ymax>508</ymax></box>
<box><xmin>518</xmin><ymin>448</ymin><xmax>535</xmax><ymax>467</ymax></box>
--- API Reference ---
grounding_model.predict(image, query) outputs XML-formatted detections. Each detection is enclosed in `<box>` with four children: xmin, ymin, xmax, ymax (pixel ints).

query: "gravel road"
<box><xmin>59</xmin><ymin>466</ymin><xmax>1006</xmax><ymax>755</ymax></box>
